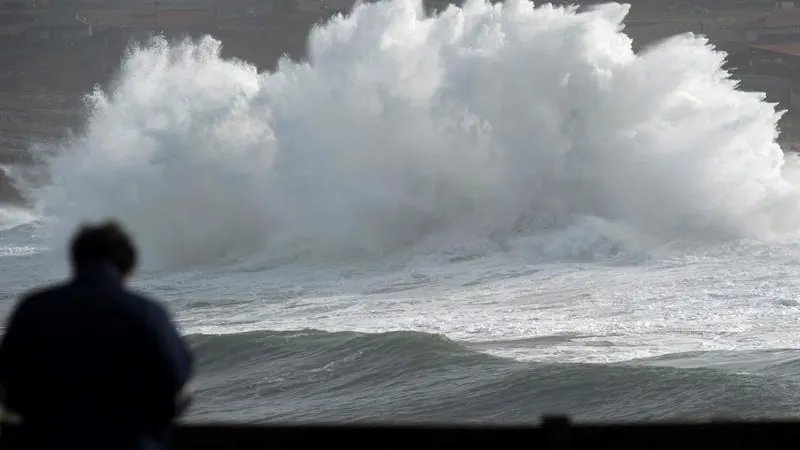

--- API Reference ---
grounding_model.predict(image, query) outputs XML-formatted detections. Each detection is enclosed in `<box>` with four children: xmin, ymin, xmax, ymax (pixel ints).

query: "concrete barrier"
<box><xmin>3</xmin><ymin>417</ymin><xmax>800</xmax><ymax>449</ymax></box>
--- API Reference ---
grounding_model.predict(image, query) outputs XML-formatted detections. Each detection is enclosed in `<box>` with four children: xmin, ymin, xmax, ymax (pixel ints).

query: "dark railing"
<box><xmin>5</xmin><ymin>417</ymin><xmax>800</xmax><ymax>449</ymax></box>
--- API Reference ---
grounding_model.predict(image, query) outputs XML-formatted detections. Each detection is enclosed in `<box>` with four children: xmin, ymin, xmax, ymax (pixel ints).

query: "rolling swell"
<box><xmin>186</xmin><ymin>330</ymin><xmax>800</xmax><ymax>423</ymax></box>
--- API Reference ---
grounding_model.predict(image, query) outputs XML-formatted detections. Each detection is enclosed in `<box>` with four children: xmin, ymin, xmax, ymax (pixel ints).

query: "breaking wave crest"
<box><xmin>17</xmin><ymin>0</ymin><xmax>800</xmax><ymax>270</ymax></box>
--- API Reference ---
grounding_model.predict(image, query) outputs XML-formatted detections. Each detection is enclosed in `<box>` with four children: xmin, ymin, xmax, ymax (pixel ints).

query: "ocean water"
<box><xmin>3</xmin><ymin>0</ymin><xmax>800</xmax><ymax>423</ymax></box>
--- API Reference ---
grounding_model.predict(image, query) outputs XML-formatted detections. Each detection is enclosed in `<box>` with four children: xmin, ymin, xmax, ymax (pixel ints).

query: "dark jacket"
<box><xmin>0</xmin><ymin>263</ymin><xmax>193</xmax><ymax>450</ymax></box>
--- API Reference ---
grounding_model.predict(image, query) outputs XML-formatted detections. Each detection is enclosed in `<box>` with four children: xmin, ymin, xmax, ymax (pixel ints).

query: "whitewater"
<box><xmin>3</xmin><ymin>0</ymin><xmax>800</xmax><ymax>422</ymax></box>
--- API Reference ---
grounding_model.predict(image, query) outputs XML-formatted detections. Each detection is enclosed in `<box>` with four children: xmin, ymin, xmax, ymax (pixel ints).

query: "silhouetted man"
<box><xmin>0</xmin><ymin>220</ymin><xmax>193</xmax><ymax>450</ymax></box>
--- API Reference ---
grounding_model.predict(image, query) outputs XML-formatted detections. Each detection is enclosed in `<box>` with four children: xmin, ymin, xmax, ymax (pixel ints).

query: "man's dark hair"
<box><xmin>69</xmin><ymin>220</ymin><xmax>137</xmax><ymax>276</ymax></box>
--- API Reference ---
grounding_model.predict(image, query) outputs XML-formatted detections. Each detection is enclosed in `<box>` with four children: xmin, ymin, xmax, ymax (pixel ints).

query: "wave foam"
<box><xmin>20</xmin><ymin>0</ymin><xmax>800</xmax><ymax>269</ymax></box>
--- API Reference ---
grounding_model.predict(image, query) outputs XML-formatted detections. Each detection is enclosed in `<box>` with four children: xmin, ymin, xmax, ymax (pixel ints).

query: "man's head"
<box><xmin>69</xmin><ymin>220</ymin><xmax>137</xmax><ymax>278</ymax></box>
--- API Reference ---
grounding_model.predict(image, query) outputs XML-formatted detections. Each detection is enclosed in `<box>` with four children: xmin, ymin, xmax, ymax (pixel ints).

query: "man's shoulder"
<box><xmin>123</xmin><ymin>288</ymin><xmax>174</xmax><ymax>323</ymax></box>
<box><xmin>21</xmin><ymin>281</ymin><xmax>69</xmax><ymax>298</ymax></box>
<box><xmin>16</xmin><ymin>282</ymin><xmax>70</xmax><ymax>308</ymax></box>
<box><xmin>120</xmin><ymin>287</ymin><xmax>157</xmax><ymax>305</ymax></box>
<box><xmin>3</xmin><ymin>283</ymin><xmax>71</xmax><ymax>328</ymax></box>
